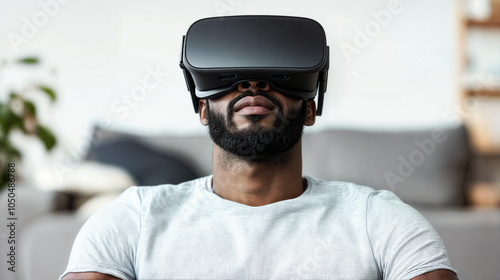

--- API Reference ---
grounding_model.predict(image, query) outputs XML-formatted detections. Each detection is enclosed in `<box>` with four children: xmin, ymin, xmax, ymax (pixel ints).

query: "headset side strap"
<box><xmin>179</xmin><ymin>35</ymin><xmax>199</xmax><ymax>113</ymax></box>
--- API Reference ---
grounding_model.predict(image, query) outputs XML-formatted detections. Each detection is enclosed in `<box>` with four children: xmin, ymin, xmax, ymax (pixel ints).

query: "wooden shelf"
<box><xmin>467</xmin><ymin>1</ymin><xmax>500</xmax><ymax>27</ymax></box>
<box><xmin>462</xmin><ymin>73</ymin><xmax>500</xmax><ymax>98</ymax></box>
<box><xmin>466</xmin><ymin>89</ymin><xmax>500</xmax><ymax>97</ymax></box>
<box><xmin>467</xmin><ymin>19</ymin><xmax>500</xmax><ymax>27</ymax></box>
<box><xmin>462</xmin><ymin>1</ymin><xmax>500</xmax><ymax>156</ymax></box>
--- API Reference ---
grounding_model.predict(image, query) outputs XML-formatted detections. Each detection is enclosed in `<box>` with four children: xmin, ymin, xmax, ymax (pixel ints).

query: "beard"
<box><xmin>206</xmin><ymin>90</ymin><xmax>307</xmax><ymax>163</ymax></box>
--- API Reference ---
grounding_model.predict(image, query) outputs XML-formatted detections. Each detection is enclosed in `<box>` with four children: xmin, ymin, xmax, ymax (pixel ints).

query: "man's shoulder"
<box><xmin>117</xmin><ymin>176</ymin><xmax>211</xmax><ymax>204</ymax></box>
<box><xmin>138</xmin><ymin>175</ymin><xmax>209</xmax><ymax>191</ymax></box>
<box><xmin>306</xmin><ymin>176</ymin><xmax>379</xmax><ymax>196</ymax></box>
<box><xmin>306</xmin><ymin>176</ymin><xmax>404</xmax><ymax>207</ymax></box>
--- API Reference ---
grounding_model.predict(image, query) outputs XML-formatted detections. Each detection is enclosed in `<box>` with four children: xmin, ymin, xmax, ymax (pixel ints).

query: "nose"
<box><xmin>237</xmin><ymin>81</ymin><xmax>271</xmax><ymax>92</ymax></box>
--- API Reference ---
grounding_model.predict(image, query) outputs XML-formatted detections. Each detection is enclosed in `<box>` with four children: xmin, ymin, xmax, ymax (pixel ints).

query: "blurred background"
<box><xmin>0</xmin><ymin>0</ymin><xmax>499</xmax><ymax>279</ymax></box>
<box><xmin>0</xmin><ymin>0</ymin><xmax>498</xmax><ymax>187</ymax></box>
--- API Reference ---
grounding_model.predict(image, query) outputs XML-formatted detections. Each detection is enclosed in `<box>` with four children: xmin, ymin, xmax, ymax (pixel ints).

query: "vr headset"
<box><xmin>179</xmin><ymin>15</ymin><xmax>329</xmax><ymax>115</ymax></box>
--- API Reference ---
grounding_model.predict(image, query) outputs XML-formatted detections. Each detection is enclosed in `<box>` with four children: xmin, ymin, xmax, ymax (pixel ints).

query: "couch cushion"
<box><xmin>302</xmin><ymin>125</ymin><xmax>470</xmax><ymax>206</ymax></box>
<box><xmin>89</xmin><ymin>126</ymin><xmax>214</xmax><ymax>177</ymax></box>
<box><xmin>86</xmin><ymin>133</ymin><xmax>203</xmax><ymax>186</ymax></box>
<box><xmin>49</xmin><ymin>161</ymin><xmax>136</xmax><ymax>195</ymax></box>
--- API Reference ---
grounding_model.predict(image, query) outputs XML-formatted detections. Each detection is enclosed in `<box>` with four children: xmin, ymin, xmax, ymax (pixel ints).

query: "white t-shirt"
<box><xmin>61</xmin><ymin>176</ymin><xmax>456</xmax><ymax>280</ymax></box>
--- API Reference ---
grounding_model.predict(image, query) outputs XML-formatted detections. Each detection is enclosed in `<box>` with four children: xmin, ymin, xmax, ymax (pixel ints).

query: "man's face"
<box><xmin>201</xmin><ymin>81</ymin><xmax>314</xmax><ymax>162</ymax></box>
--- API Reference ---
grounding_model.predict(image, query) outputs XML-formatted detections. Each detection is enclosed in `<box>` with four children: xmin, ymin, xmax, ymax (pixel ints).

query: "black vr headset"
<box><xmin>179</xmin><ymin>15</ymin><xmax>329</xmax><ymax>115</ymax></box>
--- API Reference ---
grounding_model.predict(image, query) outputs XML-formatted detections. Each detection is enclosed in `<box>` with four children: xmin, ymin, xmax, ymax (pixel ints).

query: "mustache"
<box><xmin>226</xmin><ymin>89</ymin><xmax>284</xmax><ymax>118</ymax></box>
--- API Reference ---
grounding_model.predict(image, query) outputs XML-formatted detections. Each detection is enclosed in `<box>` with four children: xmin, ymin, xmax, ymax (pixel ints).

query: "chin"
<box><xmin>246</xmin><ymin>114</ymin><xmax>265</xmax><ymax>123</ymax></box>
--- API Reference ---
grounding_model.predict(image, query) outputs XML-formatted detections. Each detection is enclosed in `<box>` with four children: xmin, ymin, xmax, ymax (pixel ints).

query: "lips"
<box><xmin>233</xmin><ymin>96</ymin><xmax>276</xmax><ymax>114</ymax></box>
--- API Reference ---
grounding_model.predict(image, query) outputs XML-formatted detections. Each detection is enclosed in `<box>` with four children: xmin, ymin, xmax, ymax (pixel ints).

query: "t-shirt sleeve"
<box><xmin>366</xmin><ymin>190</ymin><xmax>457</xmax><ymax>280</ymax></box>
<box><xmin>60</xmin><ymin>187</ymin><xmax>143</xmax><ymax>280</ymax></box>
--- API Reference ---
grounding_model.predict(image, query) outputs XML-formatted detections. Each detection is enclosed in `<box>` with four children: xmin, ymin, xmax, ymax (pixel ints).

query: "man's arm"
<box><xmin>411</xmin><ymin>269</ymin><xmax>459</xmax><ymax>280</ymax></box>
<box><xmin>62</xmin><ymin>272</ymin><xmax>121</xmax><ymax>280</ymax></box>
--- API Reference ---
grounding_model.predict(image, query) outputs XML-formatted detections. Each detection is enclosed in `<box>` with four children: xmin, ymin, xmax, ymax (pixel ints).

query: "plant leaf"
<box><xmin>1</xmin><ymin>140</ymin><xmax>21</xmax><ymax>158</ymax></box>
<box><xmin>17</xmin><ymin>57</ymin><xmax>39</xmax><ymax>64</ymax></box>
<box><xmin>37</xmin><ymin>125</ymin><xmax>57</xmax><ymax>150</ymax></box>
<box><xmin>0</xmin><ymin>104</ymin><xmax>8</xmax><ymax>134</ymax></box>
<box><xmin>38</xmin><ymin>86</ymin><xmax>56</xmax><ymax>101</ymax></box>
<box><xmin>0</xmin><ymin>107</ymin><xmax>24</xmax><ymax>134</ymax></box>
<box><xmin>9</xmin><ymin>91</ymin><xmax>19</xmax><ymax>100</ymax></box>
<box><xmin>24</xmin><ymin>100</ymin><xmax>36</xmax><ymax>115</ymax></box>
<box><xmin>0</xmin><ymin>140</ymin><xmax>21</xmax><ymax>190</ymax></box>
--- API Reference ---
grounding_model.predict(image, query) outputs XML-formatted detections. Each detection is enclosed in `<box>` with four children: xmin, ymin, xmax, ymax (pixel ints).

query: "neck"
<box><xmin>211</xmin><ymin>140</ymin><xmax>305</xmax><ymax>206</ymax></box>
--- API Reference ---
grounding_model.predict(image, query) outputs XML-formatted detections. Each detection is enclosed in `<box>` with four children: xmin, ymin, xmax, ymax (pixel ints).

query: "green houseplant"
<box><xmin>0</xmin><ymin>57</ymin><xmax>57</xmax><ymax>190</ymax></box>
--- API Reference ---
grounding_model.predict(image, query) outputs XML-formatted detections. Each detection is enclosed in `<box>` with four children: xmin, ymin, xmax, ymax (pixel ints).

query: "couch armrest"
<box><xmin>0</xmin><ymin>187</ymin><xmax>63</xmax><ymax>226</ymax></box>
<box><xmin>417</xmin><ymin>207</ymin><xmax>500</xmax><ymax>280</ymax></box>
<box><xmin>19</xmin><ymin>213</ymin><xmax>86</xmax><ymax>280</ymax></box>
<box><xmin>0</xmin><ymin>188</ymin><xmax>71</xmax><ymax>280</ymax></box>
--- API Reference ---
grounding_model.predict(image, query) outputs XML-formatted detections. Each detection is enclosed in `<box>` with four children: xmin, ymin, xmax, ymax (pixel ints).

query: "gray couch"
<box><xmin>1</xmin><ymin>124</ymin><xmax>499</xmax><ymax>280</ymax></box>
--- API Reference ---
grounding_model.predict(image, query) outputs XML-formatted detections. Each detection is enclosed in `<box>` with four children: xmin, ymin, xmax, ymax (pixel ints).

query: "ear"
<box><xmin>199</xmin><ymin>99</ymin><xmax>209</xmax><ymax>126</ymax></box>
<box><xmin>305</xmin><ymin>100</ymin><xmax>316</xmax><ymax>126</ymax></box>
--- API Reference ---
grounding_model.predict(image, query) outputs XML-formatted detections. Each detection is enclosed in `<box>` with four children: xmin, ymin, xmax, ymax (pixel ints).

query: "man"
<box><xmin>61</xmin><ymin>16</ymin><xmax>458</xmax><ymax>279</ymax></box>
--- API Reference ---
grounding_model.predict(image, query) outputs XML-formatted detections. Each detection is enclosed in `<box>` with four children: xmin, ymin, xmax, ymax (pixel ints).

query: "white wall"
<box><xmin>0</xmin><ymin>0</ymin><xmax>462</xmax><ymax>185</ymax></box>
